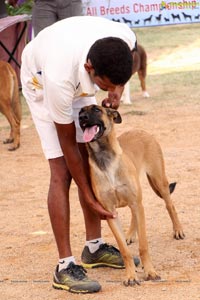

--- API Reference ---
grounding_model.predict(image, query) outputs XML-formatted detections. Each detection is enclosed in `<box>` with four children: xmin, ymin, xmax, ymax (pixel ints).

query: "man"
<box><xmin>21</xmin><ymin>16</ymin><xmax>137</xmax><ymax>294</ymax></box>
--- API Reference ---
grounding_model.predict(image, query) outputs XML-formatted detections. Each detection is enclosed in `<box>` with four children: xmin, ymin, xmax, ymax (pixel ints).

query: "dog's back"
<box><xmin>0</xmin><ymin>61</ymin><xmax>21</xmax><ymax>150</ymax></box>
<box><xmin>119</xmin><ymin>130</ymin><xmax>163</xmax><ymax>174</ymax></box>
<box><xmin>119</xmin><ymin>130</ymin><xmax>168</xmax><ymax>193</ymax></box>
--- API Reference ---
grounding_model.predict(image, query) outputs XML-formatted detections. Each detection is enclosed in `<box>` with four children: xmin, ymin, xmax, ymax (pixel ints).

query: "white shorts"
<box><xmin>21</xmin><ymin>66</ymin><xmax>96</xmax><ymax>160</ymax></box>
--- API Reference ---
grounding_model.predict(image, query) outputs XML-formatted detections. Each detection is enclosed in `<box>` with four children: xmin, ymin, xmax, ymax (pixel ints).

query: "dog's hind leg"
<box><xmin>137</xmin><ymin>70</ymin><xmax>149</xmax><ymax>98</ymax></box>
<box><xmin>147</xmin><ymin>174</ymin><xmax>185</xmax><ymax>240</ymax></box>
<box><xmin>2</xmin><ymin>109</ymin><xmax>20</xmax><ymax>150</ymax></box>
<box><xmin>126</xmin><ymin>208</ymin><xmax>137</xmax><ymax>245</ymax></box>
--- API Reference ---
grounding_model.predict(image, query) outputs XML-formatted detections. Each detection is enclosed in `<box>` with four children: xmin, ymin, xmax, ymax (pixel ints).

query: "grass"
<box><xmin>134</xmin><ymin>23</ymin><xmax>200</xmax><ymax>54</ymax></box>
<box><xmin>128</xmin><ymin>23</ymin><xmax>200</xmax><ymax>105</ymax></box>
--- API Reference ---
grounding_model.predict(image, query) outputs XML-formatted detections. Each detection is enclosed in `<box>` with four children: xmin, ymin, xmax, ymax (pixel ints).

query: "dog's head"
<box><xmin>79</xmin><ymin>105</ymin><xmax>122</xmax><ymax>143</ymax></box>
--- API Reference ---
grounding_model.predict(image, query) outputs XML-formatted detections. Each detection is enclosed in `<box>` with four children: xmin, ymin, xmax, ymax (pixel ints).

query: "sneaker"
<box><xmin>53</xmin><ymin>262</ymin><xmax>101</xmax><ymax>294</ymax></box>
<box><xmin>81</xmin><ymin>243</ymin><xmax>140</xmax><ymax>269</ymax></box>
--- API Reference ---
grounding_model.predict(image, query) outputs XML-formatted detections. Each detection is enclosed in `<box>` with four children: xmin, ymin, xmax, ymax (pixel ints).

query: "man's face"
<box><xmin>89</xmin><ymin>69</ymin><xmax>117</xmax><ymax>92</ymax></box>
<box><xmin>84</xmin><ymin>60</ymin><xmax>123</xmax><ymax>92</ymax></box>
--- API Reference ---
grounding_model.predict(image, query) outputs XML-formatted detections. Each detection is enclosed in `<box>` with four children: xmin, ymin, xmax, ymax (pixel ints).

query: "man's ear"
<box><xmin>107</xmin><ymin>109</ymin><xmax>122</xmax><ymax>124</ymax></box>
<box><xmin>84</xmin><ymin>59</ymin><xmax>93</xmax><ymax>73</ymax></box>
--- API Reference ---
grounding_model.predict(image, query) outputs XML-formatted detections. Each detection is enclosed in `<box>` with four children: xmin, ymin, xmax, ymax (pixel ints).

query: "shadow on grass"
<box><xmin>123</xmin><ymin>110</ymin><xmax>147</xmax><ymax>116</ymax></box>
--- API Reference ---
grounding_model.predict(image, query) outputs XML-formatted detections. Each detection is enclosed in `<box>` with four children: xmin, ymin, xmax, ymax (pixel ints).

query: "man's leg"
<box><xmin>57</xmin><ymin>0</ymin><xmax>83</xmax><ymax>20</ymax></box>
<box><xmin>48</xmin><ymin>156</ymin><xmax>101</xmax><ymax>293</ymax></box>
<box><xmin>32</xmin><ymin>1</ymin><xmax>57</xmax><ymax>36</ymax></box>
<box><xmin>48</xmin><ymin>156</ymin><xmax>72</xmax><ymax>258</ymax></box>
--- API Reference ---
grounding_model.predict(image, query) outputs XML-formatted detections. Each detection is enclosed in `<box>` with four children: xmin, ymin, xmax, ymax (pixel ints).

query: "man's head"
<box><xmin>85</xmin><ymin>37</ymin><xmax>133</xmax><ymax>91</ymax></box>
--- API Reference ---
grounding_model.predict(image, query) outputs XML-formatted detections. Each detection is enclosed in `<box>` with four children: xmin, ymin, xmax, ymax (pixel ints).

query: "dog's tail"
<box><xmin>169</xmin><ymin>182</ymin><xmax>176</xmax><ymax>194</ymax></box>
<box><xmin>8</xmin><ymin>64</ymin><xmax>22</xmax><ymax>124</ymax></box>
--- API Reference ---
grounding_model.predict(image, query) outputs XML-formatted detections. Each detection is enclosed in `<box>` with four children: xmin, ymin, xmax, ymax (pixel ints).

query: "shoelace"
<box><xmin>66</xmin><ymin>263</ymin><xmax>87</xmax><ymax>280</ymax></box>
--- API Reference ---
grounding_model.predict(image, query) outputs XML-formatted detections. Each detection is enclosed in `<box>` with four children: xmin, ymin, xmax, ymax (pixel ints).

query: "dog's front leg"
<box><xmin>107</xmin><ymin>217</ymin><xmax>140</xmax><ymax>286</ymax></box>
<box><xmin>130</xmin><ymin>197</ymin><xmax>161</xmax><ymax>281</ymax></box>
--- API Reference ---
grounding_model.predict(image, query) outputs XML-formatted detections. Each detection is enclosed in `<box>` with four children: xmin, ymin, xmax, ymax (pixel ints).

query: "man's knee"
<box><xmin>49</xmin><ymin>157</ymin><xmax>72</xmax><ymax>187</ymax></box>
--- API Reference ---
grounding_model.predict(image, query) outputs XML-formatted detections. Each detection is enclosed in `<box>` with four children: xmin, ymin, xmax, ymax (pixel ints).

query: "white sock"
<box><xmin>86</xmin><ymin>238</ymin><xmax>104</xmax><ymax>254</ymax></box>
<box><xmin>58</xmin><ymin>256</ymin><xmax>76</xmax><ymax>272</ymax></box>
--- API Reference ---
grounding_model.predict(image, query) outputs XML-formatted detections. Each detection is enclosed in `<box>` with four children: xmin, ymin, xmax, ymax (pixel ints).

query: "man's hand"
<box><xmin>102</xmin><ymin>85</ymin><xmax>125</xmax><ymax>109</ymax></box>
<box><xmin>89</xmin><ymin>199</ymin><xmax>117</xmax><ymax>220</ymax></box>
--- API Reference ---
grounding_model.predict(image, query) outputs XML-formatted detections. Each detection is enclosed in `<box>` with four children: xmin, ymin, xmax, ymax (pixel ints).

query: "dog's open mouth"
<box><xmin>82</xmin><ymin>124</ymin><xmax>105</xmax><ymax>143</ymax></box>
<box><xmin>83</xmin><ymin>125</ymin><xmax>99</xmax><ymax>142</ymax></box>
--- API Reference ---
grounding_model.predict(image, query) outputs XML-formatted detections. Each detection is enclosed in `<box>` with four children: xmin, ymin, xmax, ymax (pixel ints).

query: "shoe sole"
<box><xmin>53</xmin><ymin>282</ymin><xmax>100</xmax><ymax>294</ymax></box>
<box><xmin>81</xmin><ymin>262</ymin><xmax>125</xmax><ymax>269</ymax></box>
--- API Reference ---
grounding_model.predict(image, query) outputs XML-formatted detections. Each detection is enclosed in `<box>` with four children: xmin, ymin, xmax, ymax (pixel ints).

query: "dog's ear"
<box><xmin>106</xmin><ymin>108</ymin><xmax>122</xmax><ymax>124</ymax></box>
<box><xmin>112</xmin><ymin>110</ymin><xmax>122</xmax><ymax>124</ymax></box>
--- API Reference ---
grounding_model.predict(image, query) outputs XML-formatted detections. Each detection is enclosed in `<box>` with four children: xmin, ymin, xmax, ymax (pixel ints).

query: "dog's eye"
<box><xmin>93</xmin><ymin>106</ymin><xmax>101</xmax><ymax>113</ymax></box>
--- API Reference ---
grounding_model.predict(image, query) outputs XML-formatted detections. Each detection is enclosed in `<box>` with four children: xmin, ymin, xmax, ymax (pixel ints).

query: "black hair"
<box><xmin>87</xmin><ymin>37</ymin><xmax>133</xmax><ymax>85</ymax></box>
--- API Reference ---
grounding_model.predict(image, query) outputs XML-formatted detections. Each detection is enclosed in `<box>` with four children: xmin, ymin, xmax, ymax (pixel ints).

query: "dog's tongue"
<box><xmin>83</xmin><ymin>125</ymin><xmax>98</xmax><ymax>142</ymax></box>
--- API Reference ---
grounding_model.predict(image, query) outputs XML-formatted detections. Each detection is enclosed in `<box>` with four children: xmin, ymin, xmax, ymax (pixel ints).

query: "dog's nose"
<box><xmin>79</xmin><ymin>112</ymin><xmax>89</xmax><ymax>121</ymax></box>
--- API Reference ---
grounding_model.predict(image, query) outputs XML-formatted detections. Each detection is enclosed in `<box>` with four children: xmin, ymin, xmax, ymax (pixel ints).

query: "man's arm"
<box><xmin>54</xmin><ymin>121</ymin><xmax>115</xmax><ymax>219</ymax></box>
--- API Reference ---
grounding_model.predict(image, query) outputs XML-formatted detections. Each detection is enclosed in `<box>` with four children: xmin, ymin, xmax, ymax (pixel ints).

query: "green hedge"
<box><xmin>6</xmin><ymin>0</ymin><xmax>33</xmax><ymax>16</ymax></box>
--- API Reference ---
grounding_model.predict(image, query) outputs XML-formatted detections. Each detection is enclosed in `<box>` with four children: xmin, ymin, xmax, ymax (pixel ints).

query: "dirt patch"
<box><xmin>0</xmin><ymin>92</ymin><xmax>200</xmax><ymax>300</ymax></box>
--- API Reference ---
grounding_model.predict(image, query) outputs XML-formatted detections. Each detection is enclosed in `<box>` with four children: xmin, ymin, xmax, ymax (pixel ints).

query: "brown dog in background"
<box><xmin>79</xmin><ymin>104</ymin><xmax>185</xmax><ymax>286</ymax></box>
<box><xmin>0</xmin><ymin>61</ymin><xmax>21</xmax><ymax>150</ymax></box>
<box><xmin>121</xmin><ymin>44</ymin><xmax>149</xmax><ymax>104</ymax></box>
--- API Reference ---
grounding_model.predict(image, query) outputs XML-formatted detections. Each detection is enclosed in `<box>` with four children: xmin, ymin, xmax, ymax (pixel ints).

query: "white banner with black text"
<box><xmin>82</xmin><ymin>0</ymin><xmax>200</xmax><ymax>27</ymax></box>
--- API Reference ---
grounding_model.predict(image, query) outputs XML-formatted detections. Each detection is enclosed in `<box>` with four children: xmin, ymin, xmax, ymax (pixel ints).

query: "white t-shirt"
<box><xmin>22</xmin><ymin>16</ymin><xmax>136</xmax><ymax>124</ymax></box>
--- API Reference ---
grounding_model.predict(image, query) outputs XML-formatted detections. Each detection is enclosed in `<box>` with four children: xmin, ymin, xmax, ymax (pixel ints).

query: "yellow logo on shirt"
<box><xmin>32</xmin><ymin>76</ymin><xmax>43</xmax><ymax>89</ymax></box>
<box><xmin>80</xmin><ymin>92</ymin><xmax>89</xmax><ymax>97</ymax></box>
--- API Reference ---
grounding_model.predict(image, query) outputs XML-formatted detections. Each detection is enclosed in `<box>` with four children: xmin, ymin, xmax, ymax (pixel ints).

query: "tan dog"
<box><xmin>0</xmin><ymin>61</ymin><xmax>21</xmax><ymax>150</ymax></box>
<box><xmin>79</xmin><ymin>104</ymin><xmax>184</xmax><ymax>286</ymax></box>
<box><xmin>122</xmin><ymin>44</ymin><xmax>149</xmax><ymax>104</ymax></box>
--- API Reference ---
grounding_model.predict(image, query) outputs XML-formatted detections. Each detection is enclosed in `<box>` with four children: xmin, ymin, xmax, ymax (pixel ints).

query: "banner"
<box><xmin>82</xmin><ymin>0</ymin><xmax>200</xmax><ymax>27</ymax></box>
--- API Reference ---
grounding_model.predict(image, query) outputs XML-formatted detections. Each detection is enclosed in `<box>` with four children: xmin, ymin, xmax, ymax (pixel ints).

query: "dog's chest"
<box><xmin>88</xmin><ymin>140</ymin><xmax>136</xmax><ymax>208</ymax></box>
<box><xmin>103</xmin><ymin>162</ymin><xmax>119</xmax><ymax>187</ymax></box>
<box><xmin>90</xmin><ymin>154</ymin><xmax>120</xmax><ymax>184</ymax></box>
<box><xmin>90</xmin><ymin>156</ymin><xmax>132</xmax><ymax>208</ymax></box>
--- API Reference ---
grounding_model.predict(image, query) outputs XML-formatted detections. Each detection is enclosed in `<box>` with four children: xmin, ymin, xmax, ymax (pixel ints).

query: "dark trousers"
<box><xmin>32</xmin><ymin>0</ymin><xmax>83</xmax><ymax>36</ymax></box>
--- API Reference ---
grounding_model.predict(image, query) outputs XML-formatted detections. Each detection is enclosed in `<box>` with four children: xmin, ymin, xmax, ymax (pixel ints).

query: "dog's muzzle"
<box><xmin>79</xmin><ymin>108</ymin><xmax>105</xmax><ymax>143</ymax></box>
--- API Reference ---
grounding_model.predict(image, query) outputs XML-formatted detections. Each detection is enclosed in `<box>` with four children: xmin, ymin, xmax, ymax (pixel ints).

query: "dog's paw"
<box><xmin>174</xmin><ymin>229</ymin><xmax>185</xmax><ymax>240</ymax></box>
<box><xmin>123</xmin><ymin>278</ymin><xmax>140</xmax><ymax>287</ymax></box>
<box><xmin>8</xmin><ymin>144</ymin><xmax>20</xmax><ymax>151</ymax></box>
<box><xmin>126</xmin><ymin>237</ymin><xmax>135</xmax><ymax>245</ymax></box>
<box><xmin>126</xmin><ymin>233</ymin><xmax>136</xmax><ymax>245</ymax></box>
<box><xmin>3</xmin><ymin>138</ymin><xmax>14</xmax><ymax>144</ymax></box>
<box><xmin>145</xmin><ymin>270</ymin><xmax>161</xmax><ymax>281</ymax></box>
<box><xmin>142</xmin><ymin>91</ymin><xmax>150</xmax><ymax>98</ymax></box>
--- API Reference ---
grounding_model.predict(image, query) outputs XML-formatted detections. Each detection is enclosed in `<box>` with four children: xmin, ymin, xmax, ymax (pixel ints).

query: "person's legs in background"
<box><xmin>32</xmin><ymin>0</ymin><xmax>83</xmax><ymax>37</ymax></box>
<box><xmin>32</xmin><ymin>0</ymin><xmax>57</xmax><ymax>36</ymax></box>
<box><xmin>57</xmin><ymin>0</ymin><xmax>82</xmax><ymax>20</ymax></box>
